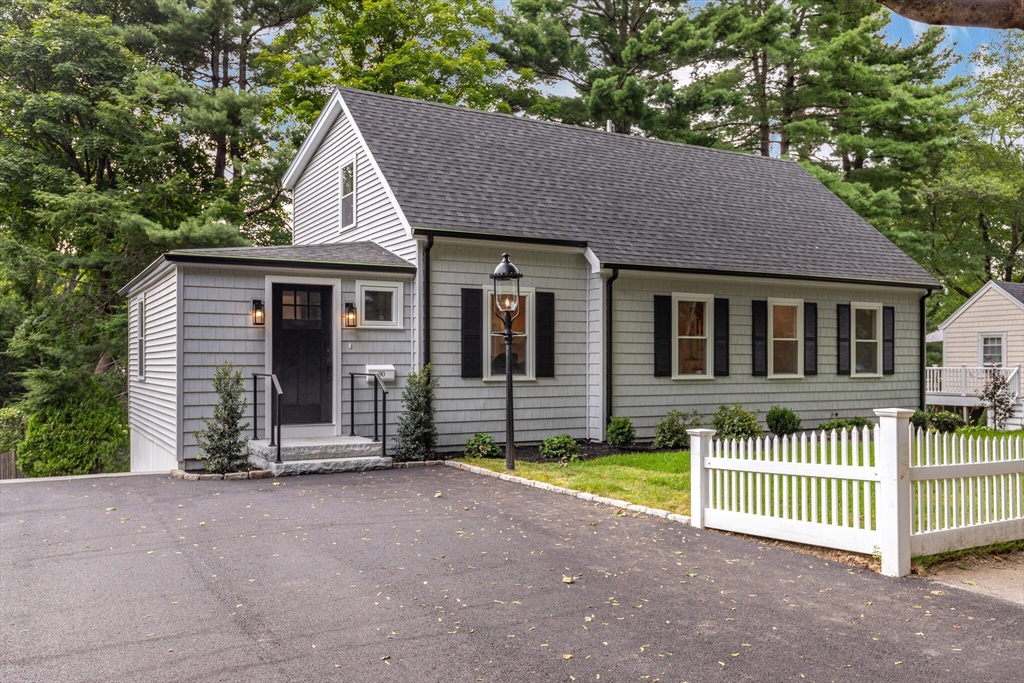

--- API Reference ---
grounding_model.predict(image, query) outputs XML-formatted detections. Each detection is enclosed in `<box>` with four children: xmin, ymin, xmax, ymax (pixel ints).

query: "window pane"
<box><xmin>282</xmin><ymin>305</ymin><xmax>295</xmax><ymax>320</ymax></box>
<box><xmin>678</xmin><ymin>338</ymin><xmax>706</xmax><ymax>375</ymax></box>
<box><xmin>342</xmin><ymin>194</ymin><xmax>354</xmax><ymax>227</ymax></box>
<box><xmin>364</xmin><ymin>290</ymin><xmax>394</xmax><ymax>322</ymax></box>
<box><xmin>296</xmin><ymin>304</ymin><xmax>307</xmax><ymax>320</ymax></box>
<box><xmin>677</xmin><ymin>301</ymin><xmax>705</xmax><ymax>337</ymax></box>
<box><xmin>282</xmin><ymin>290</ymin><xmax>294</xmax><ymax>305</ymax></box>
<box><xmin>855</xmin><ymin>308</ymin><xmax>877</xmax><ymax>341</ymax></box>
<box><xmin>309</xmin><ymin>292</ymin><xmax>320</xmax><ymax>306</ymax></box>
<box><xmin>773</xmin><ymin>305</ymin><xmax>798</xmax><ymax>339</ymax></box>
<box><xmin>773</xmin><ymin>339</ymin><xmax>798</xmax><ymax>374</ymax></box>
<box><xmin>982</xmin><ymin>337</ymin><xmax>1002</xmax><ymax>365</ymax></box>
<box><xmin>309</xmin><ymin>303</ymin><xmax>321</xmax><ymax>320</ymax></box>
<box><xmin>296</xmin><ymin>291</ymin><xmax>307</xmax><ymax>305</ymax></box>
<box><xmin>856</xmin><ymin>341</ymin><xmax>878</xmax><ymax>374</ymax></box>
<box><xmin>342</xmin><ymin>163</ymin><xmax>354</xmax><ymax>195</ymax></box>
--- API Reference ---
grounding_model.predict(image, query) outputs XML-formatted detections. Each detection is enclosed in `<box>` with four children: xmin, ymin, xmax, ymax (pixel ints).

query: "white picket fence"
<box><xmin>689</xmin><ymin>409</ymin><xmax>1024</xmax><ymax>576</ymax></box>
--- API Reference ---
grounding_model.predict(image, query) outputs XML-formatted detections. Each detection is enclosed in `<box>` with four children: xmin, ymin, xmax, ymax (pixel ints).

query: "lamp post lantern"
<box><xmin>490</xmin><ymin>253</ymin><xmax>523</xmax><ymax>471</ymax></box>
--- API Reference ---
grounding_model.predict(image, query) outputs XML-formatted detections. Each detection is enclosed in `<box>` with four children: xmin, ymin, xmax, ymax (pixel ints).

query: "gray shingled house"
<box><xmin>120</xmin><ymin>87</ymin><xmax>939</xmax><ymax>473</ymax></box>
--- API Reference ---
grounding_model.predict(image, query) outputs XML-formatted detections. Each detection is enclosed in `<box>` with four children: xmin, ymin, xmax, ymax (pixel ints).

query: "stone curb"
<box><xmin>170</xmin><ymin>469</ymin><xmax>273</xmax><ymax>481</ymax></box>
<box><xmin>444</xmin><ymin>460</ymin><xmax>691</xmax><ymax>525</ymax></box>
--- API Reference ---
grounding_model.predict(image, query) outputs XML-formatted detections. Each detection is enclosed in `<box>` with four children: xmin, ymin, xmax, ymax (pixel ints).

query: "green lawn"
<box><xmin>457</xmin><ymin>451</ymin><xmax>692</xmax><ymax>514</ymax></box>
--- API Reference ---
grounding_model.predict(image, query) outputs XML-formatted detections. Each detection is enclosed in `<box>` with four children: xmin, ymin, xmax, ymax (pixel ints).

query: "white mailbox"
<box><xmin>365</xmin><ymin>364</ymin><xmax>396</xmax><ymax>384</ymax></box>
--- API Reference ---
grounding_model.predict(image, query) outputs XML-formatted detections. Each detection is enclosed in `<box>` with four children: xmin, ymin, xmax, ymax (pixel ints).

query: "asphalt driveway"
<box><xmin>1</xmin><ymin>467</ymin><xmax>1021</xmax><ymax>682</ymax></box>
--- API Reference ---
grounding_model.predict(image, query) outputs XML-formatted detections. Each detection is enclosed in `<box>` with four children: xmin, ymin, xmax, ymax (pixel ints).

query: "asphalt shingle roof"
<box><xmin>340</xmin><ymin>87</ymin><xmax>938</xmax><ymax>287</ymax></box>
<box><xmin>168</xmin><ymin>242</ymin><xmax>414</xmax><ymax>269</ymax></box>
<box><xmin>993</xmin><ymin>281</ymin><xmax>1024</xmax><ymax>305</ymax></box>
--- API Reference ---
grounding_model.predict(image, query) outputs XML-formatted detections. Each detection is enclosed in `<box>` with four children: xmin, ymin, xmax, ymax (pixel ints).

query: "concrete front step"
<box><xmin>248</xmin><ymin>436</ymin><xmax>382</xmax><ymax>462</ymax></box>
<box><xmin>248</xmin><ymin>453</ymin><xmax>393</xmax><ymax>477</ymax></box>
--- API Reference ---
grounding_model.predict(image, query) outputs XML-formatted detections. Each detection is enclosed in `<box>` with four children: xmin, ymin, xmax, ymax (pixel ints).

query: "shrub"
<box><xmin>17</xmin><ymin>377</ymin><xmax>129</xmax><ymax>478</ymax></box>
<box><xmin>930</xmin><ymin>410</ymin><xmax>965</xmax><ymax>434</ymax></box>
<box><xmin>194</xmin><ymin>362</ymin><xmax>249</xmax><ymax>474</ymax></box>
<box><xmin>910</xmin><ymin>410</ymin><xmax>931</xmax><ymax>432</ymax></box>
<box><xmin>393</xmin><ymin>364</ymin><xmax>439</xmax><ymax>461</ymax></box>
<box><xmin>712</xmin><ymin>403</ymin><xmax>761</xmax><ymax>439</ymax></box>
<box><xmin>766</xmin><ymin>406</ymin><xmax>801</xmax><ymax>436</ymax></box>
<box><xmin>539</xmin><ymin>433</ymin><xmax>579</xmax><ymax>460</ymax></box>
<box><xmin>980</xmin><ymin>371</ymin><xmax>1015</xmax><ymax>430</ymax></box>
<box><xmin>606</xmin><ymin>416</ymin><xmax>636</xmax><ymax>450</ymax></box>
<box><xmin>464</xmin><ymin>433</ymin><xmax>501</xmax><ymax>459</ymax></box>
<box><xmin>652</xmin><ymin>410</ymin><xmax>702</xmax><ymax>450</ymax></box>
<box><xmin>818</xmin><ymin>416</ymin><xmax>875</xmax><ymax>432</ymax></box>
<box><xmin>0</xmin><ymin>406</ymin><xmax>27</xmax><ymax>453</ymax></box>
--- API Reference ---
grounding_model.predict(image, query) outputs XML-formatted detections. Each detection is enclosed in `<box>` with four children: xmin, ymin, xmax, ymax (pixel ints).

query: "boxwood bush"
<box><xmin>606</xmin><ymin>416</ymin><xmax>636</xmax><ymax>449</ymax></box>
<box><xmin>652</xmin><ymin>410</ymin><xmax>702</xmax><ymax>450</ymax></box>
<box><xmin>818</xmin><ymin>416</ymin><xmax>875</xmax><ymax>432</ymax></box>
<box><xmin>766</xmin><ymin>406</ymin><xmax>801</xmax><ymax>436</ymax></box>
<box><xmin>712</xmin><ymin>403</ymin><xmax>761</xmax><ymax>439</ymax></box>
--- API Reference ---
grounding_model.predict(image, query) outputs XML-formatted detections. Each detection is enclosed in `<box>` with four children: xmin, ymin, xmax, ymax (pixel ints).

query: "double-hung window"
<box><xmin>487</xmin><ymin>289</ymin><xmax>532</xmax><ymax>379</ymax></box>
<box><xmin>672</xmin><ymin>294</ymin><xmax>713</xmax><ymax>378</ymax></box>
<box><xmin>137</xmin><ymin>298</ymin><xmax>146</xmax><ymax>380</ymax></box>
<box><xmin>339</xmin><ymin>157</ymin><xmax>356</xmax><ymax>230</ymax></box>
<box><xmin>981</xmin><ymin>335</ymin><xmax>1005</xmax><ymax>366</ymax></box>
<box><xmin>852</xmin><ymin>302</ymin><xmax>882</xmax><ymax>376</ymax></box>
<box><xmin>768</xmin><ymin>299</ymin><xmax>802</xmax><ymax>377</ymax></box>
<box><xmin>356</xmin><ymin>281</ymin><xmax>402</xmax><ymax>328</ymax></box>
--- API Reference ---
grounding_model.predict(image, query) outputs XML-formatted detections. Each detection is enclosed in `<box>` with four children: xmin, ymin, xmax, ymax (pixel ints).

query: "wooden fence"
<box><xmin>689</xmin><ymin>409</ymin><xmax>1024</xmax><ymax>577</ymax></box>
<box><xmin>0</xmin><ymin>450</ymin><xmax>24</xmax><ymax>480</ymax></box>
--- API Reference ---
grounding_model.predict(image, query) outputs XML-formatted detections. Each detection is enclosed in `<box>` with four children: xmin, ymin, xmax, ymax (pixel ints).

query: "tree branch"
<box><xmin>877</xmin><ymin>0</ymin><xmax>1024</xmax><ymax>29</ymax></box>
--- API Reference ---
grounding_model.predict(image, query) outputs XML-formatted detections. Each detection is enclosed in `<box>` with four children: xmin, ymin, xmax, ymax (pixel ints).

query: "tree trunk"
<box><xmin>877</xmin><ymin>0</ymin><xmax>1024</xmax><ymax>29</ymax></box>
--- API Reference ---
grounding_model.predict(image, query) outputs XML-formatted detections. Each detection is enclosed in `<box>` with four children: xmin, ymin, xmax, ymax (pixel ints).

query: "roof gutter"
<box><xmin>920</xmin><ymin>289</ymin><xmax>934</xmax><ymax>410</ymax></box>
<box><xmin>422</xmin><ymin>235</ymin><xmax>434</xmax><ymax>367</ymax></box>
<box><xmin>412</xmin><ymin>227</ymin><xmax>588</xmax><ymax>249</ymax></box>
<box><xmin>605</xmin><ymin>268</ymin><xmax>619</xmax><ymax>433</ymax></box>
<box><xmin>600</xmin><ymin>261</ymin><xmax>939</xmax><ymax>291</ymax></box>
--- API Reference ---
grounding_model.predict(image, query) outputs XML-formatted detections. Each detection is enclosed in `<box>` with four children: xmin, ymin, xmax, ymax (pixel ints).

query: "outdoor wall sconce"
<box><xmin>252</xmin><ymin>299</ymin><xmax>265</xmax><ymax>326</ymax></box>
<box><xmin>490</xmin><ymin>253</ymin><xmax>524</xmax><ymax>472</ymax></box>
<box><xmin>344</xmin><ymin>302</ymin><xmax>357</xmax><ymax>327</ymax></box>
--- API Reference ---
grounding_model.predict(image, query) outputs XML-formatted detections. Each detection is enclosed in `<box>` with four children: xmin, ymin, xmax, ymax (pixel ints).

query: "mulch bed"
<box><xmin>441</xmin><ymin>441</ymin><xmax>676</xmax><ymax>464</ymax></box>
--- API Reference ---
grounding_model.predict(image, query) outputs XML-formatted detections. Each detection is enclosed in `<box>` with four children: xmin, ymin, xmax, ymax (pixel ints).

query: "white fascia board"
<box><xmin>118</xmin><ymin>256</ymin><xmax>175</xmax><ymax>298</ymax></box>
<box><xmin>281</xmin><ymin>90</ymin><xmax>346</xmax><ymax>190</ymax></box>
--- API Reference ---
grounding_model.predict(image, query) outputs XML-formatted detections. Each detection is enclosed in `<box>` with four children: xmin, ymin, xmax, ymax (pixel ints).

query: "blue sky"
<box><xmin>884</xmin><ymin>14</ymin><xmax>995</xmax><ymax>74</ymax></box>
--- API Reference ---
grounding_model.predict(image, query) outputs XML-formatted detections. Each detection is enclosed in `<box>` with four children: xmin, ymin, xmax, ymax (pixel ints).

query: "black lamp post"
<box><xmin>490</xmin><ymin>253</ymin><xmax>524</xmax><ymax>471</ymax></box>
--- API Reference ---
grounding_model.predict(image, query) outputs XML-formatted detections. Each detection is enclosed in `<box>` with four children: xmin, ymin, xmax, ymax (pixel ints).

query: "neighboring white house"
<box><xmin>119</xmin><ymin>88</ymin><xmax>940</xmax><ymax>473</ymax></box>
<box><xmin>925</xmin><ymin>280</ymin><xmax>1024</xmax><ymax>428</ymax></box>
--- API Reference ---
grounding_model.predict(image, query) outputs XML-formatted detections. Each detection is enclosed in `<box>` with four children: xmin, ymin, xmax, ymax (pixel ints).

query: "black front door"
<box><xmin>272</xmin><ymin>284</ymin><xmax>332</xmax><ymax>424</ymax></box>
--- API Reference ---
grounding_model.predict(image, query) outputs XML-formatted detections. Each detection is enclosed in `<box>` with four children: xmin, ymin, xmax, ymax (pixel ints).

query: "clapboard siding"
<box><xmin>587</xmin><ymin>271</ymin><xmax>604</xmax><ymax>440</ymax></box>
<box><xmin>291</xmin><ymin>106</ymin><xmax>416</xmax><ymax>263</ymax></box>
<box><xmin>179</xmin><ymin>266</ymin><xmax>414</xmax><ymax>465</ymax></box>
<box><xmin>128</xmin><ymin>267</ymin><xmax>178</xmax><ymax>471</ymax></box>
<box><xmin>611</xmin><ymin>274</ymin><xmax>923</xmax><ymax>439</ymax></box>
<box><xmin>942</xmin><ymin>287</ymin><xmax>1024</xmax><ymax>367</ymax></box>
<box><xmin>430</xmin><ymin>243</ymin><xmax>590</xmax><ymax>448</ymax></box>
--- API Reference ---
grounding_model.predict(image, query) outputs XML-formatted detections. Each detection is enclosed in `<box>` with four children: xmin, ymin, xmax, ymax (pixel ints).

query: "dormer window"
<box><xmin>340</xmin><ymin>157</ymin><xmax>356</xmax><ymax>229</ymax></box>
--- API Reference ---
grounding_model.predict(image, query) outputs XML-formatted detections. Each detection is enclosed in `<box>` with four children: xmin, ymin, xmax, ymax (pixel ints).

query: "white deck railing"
<box><xmin>926</xmin><ymin>365</ymin><xmax>1021</xmax><ymax>398</ymax></box>
<box><xmin>690</xmin><ymin>410</ymin><xmax>1024</xmax><ymax>577</ymax></box>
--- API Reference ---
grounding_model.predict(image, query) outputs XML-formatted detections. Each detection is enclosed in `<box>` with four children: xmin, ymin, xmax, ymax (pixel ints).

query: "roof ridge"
<box><xmin>335</xmin><ymin>86</ymin><xmax>796</xmax><ymax>166</ymax></box>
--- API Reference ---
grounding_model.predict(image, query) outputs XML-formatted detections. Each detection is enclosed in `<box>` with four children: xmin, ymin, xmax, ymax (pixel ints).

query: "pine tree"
<box><xmin>393</xmin><ymin>364</ymin><xmax>439</xmax><ymax>462</ymax></box>
<box><xmin>194</xmin><ymin>362</ymin><xmax>250</xmax><ymax>473</ymax></box>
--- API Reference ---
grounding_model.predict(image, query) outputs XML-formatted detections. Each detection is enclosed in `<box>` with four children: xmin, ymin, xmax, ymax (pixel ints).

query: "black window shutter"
<box><xmin>882</xmin><ymin>306</ymin><xmax>895</xmax><ymax>375</ymax></box>
<box><xmin>804</xmin><ymin>302</ymin><xmax>818</xmax><ymax>376</ymax></box>
<box><xmin>714</xmin><ymin>298</ymin><xmax>729</xmax><ymax>377</ymax></box>
<box><xmin>536</xmin><ymin>292</ymin><xmax>555</xmax><ymax>378</ymax></box>
<box><xmin>751</xmin><ymin>300</ymin><xmax>768</xmax><ymax>377</ymax></box>
<box><xmin>837</xmin><ymin>303</ymin><xmax>851</xmax><ymax>376</ymax></box>
<box><xmin>460</xmin><ymin>288</ymin><xmax>483</xmax><ymax>379</ymax></box>
<box><xmin>653</xmin><ymin>295</ymin><xmax>672</xmax><ymax>377</ymax></box>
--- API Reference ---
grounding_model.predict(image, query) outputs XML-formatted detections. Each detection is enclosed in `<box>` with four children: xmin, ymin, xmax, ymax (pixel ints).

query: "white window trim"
<box><xmin>356</xmin><ymin>280</ymin><xmax>403</xmax><ymax>328</ymax></box>
<box><xmin>671</xmin><ymin>292</ymin><xmax>714</xmax><ymax>380</ymax></box>
<box><xmin>768</xmin><ymin>297</ymin><xmax>803</xmax><ymax>379</ymax></box>
<box><xmin>339</xmin><ymin>155</ymin><xmax>356</xmax><ymax>231</ymax></box>
<box><xmin>978</xmin><ymin>332</ymin><xmax>1007</xmax><ymax>367</ymax></box>
<box><xmin>137</xmin><ymin>295</ymin><xmax>146</xmax><ymax>381</ymax></box>
<box><xmin>483</xmin><ymin>285</ymin><xmax>536</xmax><ymax>382</ymax></box>
<box><xmin>851</xmin><ymin>301</ymin><xmax>883</xmax><ymax>378</ymax></box>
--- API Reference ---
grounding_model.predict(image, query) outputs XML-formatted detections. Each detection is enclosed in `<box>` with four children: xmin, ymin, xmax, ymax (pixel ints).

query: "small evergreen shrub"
<box><xmin>980</xmin><ymin>371</ymin><xmax>1015</xmax><ymax>429</ymax></box>
<box><xmin>712</xmin><ymin>403</ymin><xmax>761</xmax><ymax>439</ymax></box>
<box><xmin>606</xmin><ymin>416</ymin><xmax>636</xmax><ymax>450</ymax></box>
<box><xmin>930</xmin><ymin>410</ymin><xmax>966</xmax><ymax>434</ymax></box>
<box><xmin>766</xmin><ymin>406</ymin><xmax>801</xmax><ymax>436</ymax></box>
<box><xmin>652</xmin><ymin>410</ymin><xmax>702</xmax><ymax>450</ymax></box>
<box><xmin>910</xmin><ymin>410</ymin><xmax>931</xmax><ymax>432</ymax></box>
<box><xmin>539</xmin><ymin>433</ymin><xmax>579</xmax><ymax>460</ymax></box>
<box><xmin>194</xmin><ymin>362</ymin><xmax>249</xmax><ymax>474</ymax></box>
<box><xmin>465</xmin><ymin>433</ymin><xmax>501</xmax><ymax>459</ymax></box>
<box><xmin>818</xmin><ymin>416</ymin><xmax>875</xmax><ymax>432</ymax></box>
<box><xmin>393</xmin><ymin>364</ymin><xmax>439</xmax><ymax>461</ymax></box>
<box><xmin>0</xmin><ymin>406</ymin><xmax>27</xmax><ymax>453</ymax></box>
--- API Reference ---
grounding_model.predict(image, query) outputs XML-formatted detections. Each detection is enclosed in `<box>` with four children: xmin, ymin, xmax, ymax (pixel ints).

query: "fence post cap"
<box><xmin>687</xmin><ymin>428</ymin><xmax>717</xmax><ymax>437</ymax></box>
<box><xmin>873</xmin><ymin>408</ymin><xmax>916</xmax><ymax>418</ymax></box>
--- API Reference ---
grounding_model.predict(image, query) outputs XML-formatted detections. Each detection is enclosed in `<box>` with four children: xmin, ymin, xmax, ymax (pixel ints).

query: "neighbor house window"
<box><xmin>981</xmin><ymin>335</ymin><xmax>1005</xmax><ymax>366</ymax></box>
<box><xmin>487</xmin><ymin>291</ymin><xmax>531</xmax><ymax>378</ymax></box>
<box><xmin>339</xmin><ymin>157</ymin><xmax>356</xmax><ymax>229</ymax></box>
<box><xmin>769</xmin><ymin>299</ymin><xmax>802</xmax><ymax>377</ymax></box>
<box><xmin>356</xmin><ymin>281</ymin><xmax>402</xmax><ymax>328</ymax></box>
<box><xmin>673</xmin><ymin>294</ymin><xmax>713</xmax><ymax>378</ymax></box>
<box><xmin>137</xmin><ymin>298</ymin><xmax>146</xmax><ymax>379</ymax></box>
<box><xmin>852</xmin><ymin>302</ymin><xmax>882</xmax><ymax>376</ymax></box>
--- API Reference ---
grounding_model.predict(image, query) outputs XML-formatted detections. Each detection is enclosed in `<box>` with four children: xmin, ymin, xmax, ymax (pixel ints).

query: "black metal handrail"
<box><xmin>252</xmin><ymin>373</ymin><xmax>283</xmax><ymax>463</ymax></box>
<box><xmin>348</xmin><ymin>373</ymin><xmax>388</xmax><ymax>457</ymax></box>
